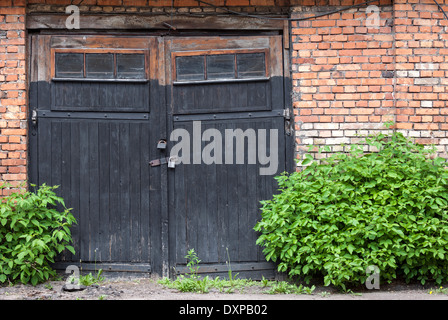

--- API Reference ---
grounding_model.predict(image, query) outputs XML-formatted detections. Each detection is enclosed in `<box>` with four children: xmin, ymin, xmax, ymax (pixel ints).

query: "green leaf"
<box><xmin>347</xmin><ymin>244</ymin><xmax>355</xmax><ymax>254</ymax></box>
<box><xmin>302</xmin><ymin>265</ymin><xmax>309</xmax><ymax>274</ymax></box>
<box><xmin>66</xmin><ymin>246</ymin><xmax>76</xmax><ymax>255</ymax></box>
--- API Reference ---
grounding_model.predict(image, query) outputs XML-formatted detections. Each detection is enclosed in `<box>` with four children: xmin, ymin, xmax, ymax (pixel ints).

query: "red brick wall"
<box><xmin>291</xmin><ymin>0</ymin><xmax>448</xmax><ymax>166</ymax></box>
<box><xmin>0</xmin><ymin>0</ymin><xmax>27</xmax><ymax>195</ymax></box>
<box><xmin>394</xmin><ymin>0</ymin><xmax>448</xmax><ymax>153</ymax></box>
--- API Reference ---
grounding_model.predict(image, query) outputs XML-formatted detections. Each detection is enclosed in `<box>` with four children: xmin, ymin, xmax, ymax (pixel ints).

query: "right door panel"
<box><xmin>166</xmin><ymin>35</ymin><xmax>287</xmax><ymax>278</ymax></box>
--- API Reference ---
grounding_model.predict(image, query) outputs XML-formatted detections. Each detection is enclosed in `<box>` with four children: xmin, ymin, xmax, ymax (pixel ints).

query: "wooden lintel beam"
<box><xmin>26</xmin><ymin>14</ymin><xmax>285</xmax><ymax>30</ymax></box>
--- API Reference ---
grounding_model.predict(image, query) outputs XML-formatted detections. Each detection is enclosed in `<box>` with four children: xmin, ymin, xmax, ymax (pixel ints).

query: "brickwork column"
<box><xmin>0</xmin><ymin>0</ymin><xmax>27</xmax><ymax>194</ymax></box>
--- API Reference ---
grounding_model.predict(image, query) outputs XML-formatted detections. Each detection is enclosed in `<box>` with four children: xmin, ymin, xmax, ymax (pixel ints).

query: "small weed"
<box><xmin>346</xmin><ymin>289</ymin><xmax>362</xmax><ymax>296</ymax></box>
<box><xmin>428</xmin><ymin>286</ymin><xmax>448</xmax><ymax>295</ymax></box>
<box><xmin>265</xmin><ymin>281</ymin><xmax>315</xmax><ymax>295</ymax></box>
<box><xmin>158</xmin><ymin>248</ymin><xmax>316</xmax><ymax>295</ymax></box>
<box><xmin>66</xmin><ymin>269</ymin><xmax>104</xmax><ymax>287</ymax></box>
<box><xmin>79</xmin><ymin>269</ymin><xmax>104</xmax><ymax>286</ymax></box>
<box><xmin>261</xmin><ymin>276</ymin><xmax>270</xmax><ymax>287</ymax></box>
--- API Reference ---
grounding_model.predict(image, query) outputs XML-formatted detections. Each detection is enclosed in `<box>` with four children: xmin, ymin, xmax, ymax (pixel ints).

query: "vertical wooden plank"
<box><xmin>109</xmin><ymin>122</ymin><xmax>120</xmax><ymax>261</ymax></box>
<box><xmin>37</xmin><ymin>123</ymin><xmax>51</xmax><ymax>189</ymax></box>
<box><xmin>227</xmin><ymin>120</ymin><xmax>239</xmax><ymax>263</ymax></box>
<box><xmin>74</xmin><ymin>82</ymin><xmax>83</xmax><ymax>109</ymax></box>
<box><xmin>98</xmin><ymin>121</ymin><xmax>110</xmax><ymax>262</ymax></box>
<box><xmin>228</xmin><ymin>83</ymin><xmax>239</xmax><ymax>113</ymax></box>
<box><xmin>173</xmin><ymin>123</ymin><xmax>186</xmax><ymax>266</ymax></box>
<box><xmin>237</xmin><ymin>82</ymin><xmax>248</xmax><ymax>112</ymax></box>
<box><xmin>88</xmin><ymin>121</ymin><xmax>100</xmax><ymax>262</ymax></box>
<box><xmin>37</xmin><ymin>35</ymin><xmax>51</xmax><ymax>111</ymax></box>
<box><xmin>196</xmin><ymin>85</ymin><xmax>207</xmax><ymax>111</ymax></box>
<box><xmin>215</xmin><ymin>121</ymin><xmax>228</xmax><ymax>263</ymax></box>
<box><xmin>81</xmin><ymin>82</ymin><xmax>89</xmax><ymax>110</ymax></box>
<box><xmin>197</xmin><ymin>133</ymin><xmax>209</xmax><ymax>262</ymax></box>
<box><xmin>205</xmin><ymin>122</ymin><xmax>218</xmax><ymax>264</ymax></box>
<box><xmin>139</xmin><ymin>122</ymin><xmax>151</xmax><ymax>263</ymax></box>
<box><xmin>238</xmin><ymin>122</ymin><xmax>250</xmax><ymax>263</ymax></box>
<box><xmin>90</xmin><ymin>82</ymin><xmax>99</xmax><ymax>109</ymax></box>
<box><xmin>28</xmin><ymin>35</ymin><xmax>39</xmax><ymax>191</ymax></box>
<box><xmin>37</xmin><ymin>124</ymin><xmax>53</xmax><ymax>191</ymax></box>
<box><xmin>129</xmin><ymin>123</ymin><xmax>141</xmax><ymax>262</ymax></box>
<box><xmin>119</xmin><ymin>122</ymin><xmax>131</xmax><ymax>262</ymax></box>
<box><xmin>248</xmin><ymin>120</ymin><xmax>260</xmax><ymax>262</ymax></box>
<box><xmin>247</xmin><ymin>82</ymin><xmax>267</xmax><ymax>110</ymax></box>
<box><xmin>60</xmin><ymin>120</ymin><xmax>72</xmax><ymax>261</ymax></box>
<box><xmin>115</xmin><ymin>83</ymin><xmax>126</xmax><ymax>110</ymax></box>
<box><xmin>79</xmin><ymin>121</ymin><xmax>90</xmax><ymax>261</ymax></box>
<box><xmin>51</xmin><ymin>121</ymin><xmax>62</xmax><ymax>190</ymax></box>
<box><xmin>70</xmin><ymin>121</ymin><xmax>81</xmax><ymax>261</ymax></box>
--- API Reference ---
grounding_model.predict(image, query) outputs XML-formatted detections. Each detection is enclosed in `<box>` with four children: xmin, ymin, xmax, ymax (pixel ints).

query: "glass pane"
<box><xmin>176</xmin><ymin>56</ymin><xmax>205</xmax><ymax>81</ymax></box>
<box><xmin>206</xmin><ymin>54</ymin><xmax>235</xmax><ymax>80</ymax></box>
<box><xmin>55</xmin><ymin>53</ymin><xmax>84</xmax><ymax>78</ymax></box>
<box><xmin>117</xmin><ymin>54</ymin><xmax>146</xmax><ymax>79</ymax></box>
<box><xmin>237</xmin><ymin>53</ymin><xmax>266</xmax><ymax>79</ymax></box>
<box><xmin>86</xmin><ymin>53</ymin><xmax>114</xmax><ymax>79</ymax></box>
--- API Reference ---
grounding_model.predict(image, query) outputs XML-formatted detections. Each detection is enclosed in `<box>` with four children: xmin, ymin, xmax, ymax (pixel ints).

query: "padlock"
<box><xmin>168</xmin><ymin>156</ymin><xmax>177</xmax><ymax>169</ymax></box>
<box><xmin>157</xmin><ymin>139</ymin><xmax>167</xmax><ymax>150</ymax></box>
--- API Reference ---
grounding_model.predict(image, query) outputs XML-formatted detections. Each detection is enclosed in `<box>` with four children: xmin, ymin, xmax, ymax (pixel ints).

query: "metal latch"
<box><xmin>31</xmin><ymin>109</ymin><xmax>38</xmax><ymax>125</ymax></box>
<box><xmin>149</xmin><ymin>156</ymin><xmax>178</xmax><ymax>169</ymax></box>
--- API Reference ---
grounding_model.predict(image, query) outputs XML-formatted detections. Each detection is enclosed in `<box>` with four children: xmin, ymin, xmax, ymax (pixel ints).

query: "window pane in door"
<box><xmin>55</xmin><ymin>53</ymin><xmax>84</xmax><ymax>78</ymax></box>
<box><xmin>206</xmin><ymin>54</ymin><xmax>235</xmax><ymax>80</ymax></box>
<box><xmin>176</xmin><ymin>56</ymin><xmax>205</xmax><ymax>81</ymax></box>
<box><xmin>86</xmin><ymin>53</ymin><xmax>114</xmax><ymax>79</ymax></box>
<box><xmin>237</xmin><ymin>53</ymin><xmax>266</xmax><ymax>78</ymax></box>
<box><xmin>117</xmin><ymin>54</ymin><xmax>146</xmax><ymax>79</ymax></box>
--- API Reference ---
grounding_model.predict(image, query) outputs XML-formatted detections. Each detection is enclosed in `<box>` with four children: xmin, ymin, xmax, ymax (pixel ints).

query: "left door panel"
<box><xmin>29</xmin><ymin>35</ymin><xmax>164</xmax><ymax>272</ymax></box>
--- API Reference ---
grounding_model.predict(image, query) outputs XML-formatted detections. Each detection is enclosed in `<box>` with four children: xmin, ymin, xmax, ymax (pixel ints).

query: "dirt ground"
<box><xmin>0</xmin><ymin>274</ymin><xmax>447</xmax><ymax>300</ymax></box>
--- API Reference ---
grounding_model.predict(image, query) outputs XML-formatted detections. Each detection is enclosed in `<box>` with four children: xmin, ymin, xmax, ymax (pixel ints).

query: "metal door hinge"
<box><xmin>283</xmin><ymin>108</ymin><xmax>292</xmax><ymax>136</ymax></box>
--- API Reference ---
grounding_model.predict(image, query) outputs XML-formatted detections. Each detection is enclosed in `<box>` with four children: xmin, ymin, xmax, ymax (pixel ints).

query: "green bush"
<box><xmin>254</xmin><ymin>129</ymin><xmax>448</xmax><ymax>289</ymax></box>
<box><xmin>0</xmin><ymin>184</ymin><xmax>76</xmax><ymax>285</ymax></box>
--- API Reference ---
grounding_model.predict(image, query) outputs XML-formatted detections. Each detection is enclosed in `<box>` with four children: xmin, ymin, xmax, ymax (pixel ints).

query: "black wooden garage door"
<box><xmin>29</xmin><ymin>34</ymin><xmax>290</xmax><ymax>278</ymax></box>
<box><xmin>165</xmin><ymin>36</ymin><xmax>289</xmax><ymax>278</ymax></box>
